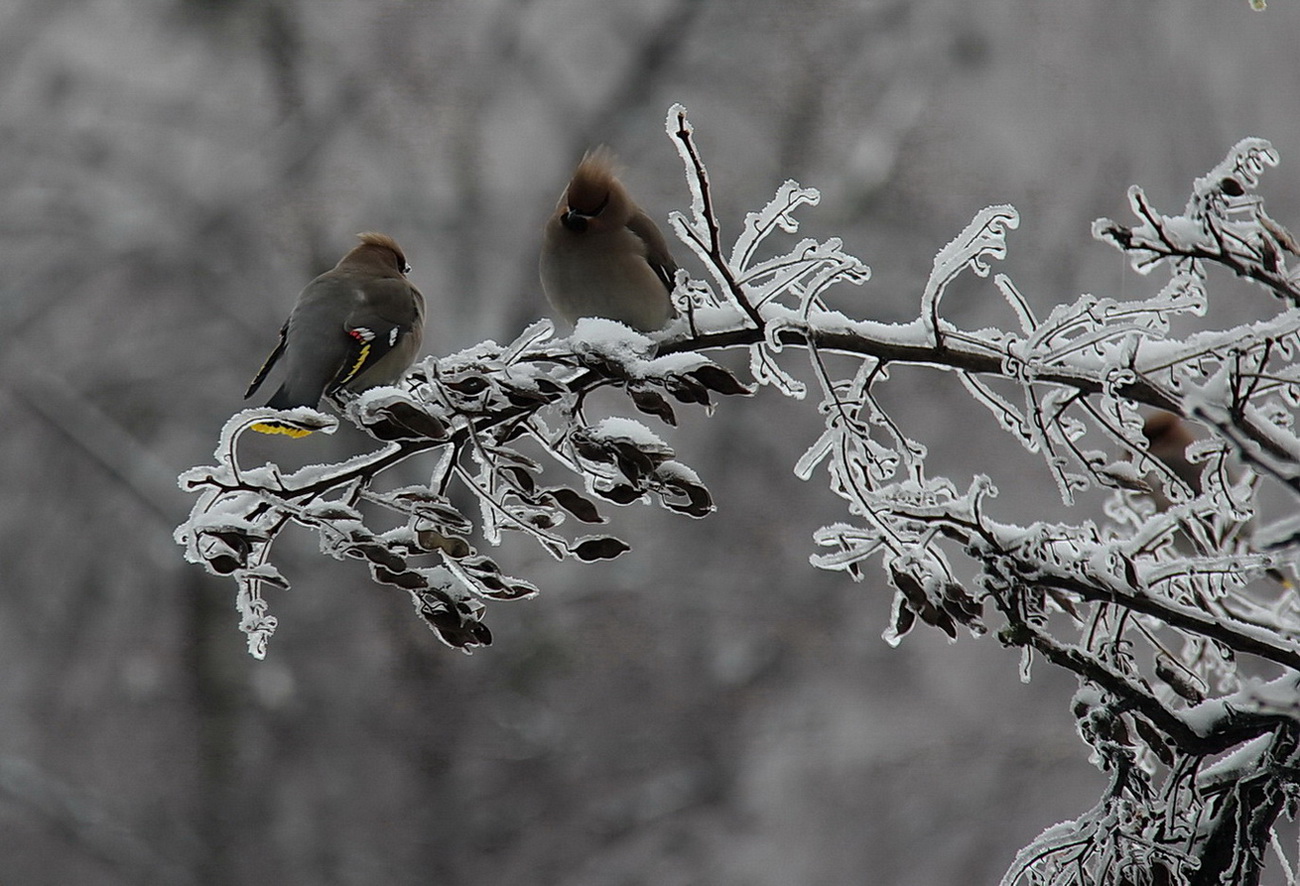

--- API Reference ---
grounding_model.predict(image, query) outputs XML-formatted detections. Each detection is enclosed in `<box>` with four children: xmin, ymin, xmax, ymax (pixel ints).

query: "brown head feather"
<box><xmin>565</xmin><ymin>146</ymin><xmax>625</xmax><ymax>217</ymax></box>
<box><xmin>357</xmin><ymin>231</ymin><xmax>402</xmax><ymax>253</ymax></box>
<box><xmin>1142</xmin><ymin>411</ymin><xmax>1190</xmax><ymax>447</ymax></box>
<box><xmin>344</xmin><ymin>231</ymin><xmax>409</xmax><ymax>274</ymax></box>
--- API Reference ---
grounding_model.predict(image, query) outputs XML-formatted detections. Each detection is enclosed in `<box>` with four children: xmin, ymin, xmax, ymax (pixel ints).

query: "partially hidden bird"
<box><xmin>245</xmin><ymin>232</ymin><xmax>425</xmax><ymax>437</ymax></box>
<box><xmin>1142</xmin><ymin>411</ymin><xmax>1293</xmax><ymax>588</ymax></box>
<box><xmin>1142</xmin><ymin>411</ymin><xmax>1203</xmax><ymax>508</ymax></box>
<box><xmin>540</xmin><ymin>147</ymin><xmax>678</xmax><ymax>332</ymax></box>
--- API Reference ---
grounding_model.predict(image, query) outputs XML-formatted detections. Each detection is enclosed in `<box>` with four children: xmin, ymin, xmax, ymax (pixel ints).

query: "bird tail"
<box><xmin>250</xmin><ymin>385</ymin><xmax>317</xmax><ymax>437</ymax></box>
<box><xmin>250</xmin><ymin>421</ymin><xmax>313</xmax><ymax>438</ymax></box>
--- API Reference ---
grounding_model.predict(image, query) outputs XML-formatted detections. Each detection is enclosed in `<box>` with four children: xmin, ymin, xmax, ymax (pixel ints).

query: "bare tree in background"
<box><xmin>177</xmin><ymin>106</ymin><xmax>1300</xmax><ymax>885</ymax></box>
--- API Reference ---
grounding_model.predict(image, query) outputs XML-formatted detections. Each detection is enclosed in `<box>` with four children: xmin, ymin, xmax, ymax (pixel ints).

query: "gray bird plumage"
<box><xmin>540</xmin><ymin>147</ymin><xmax>677</xmax><ymax>332</ymax></box>
<box><xmin>246</xmin><ymin>232</ymin><xmax>424</xmax><ymax>436</ymax></box>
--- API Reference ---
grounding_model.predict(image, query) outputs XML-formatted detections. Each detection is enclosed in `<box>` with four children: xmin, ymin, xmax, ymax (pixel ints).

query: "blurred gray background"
<box><xmin>4</xmin><ymin>1</ymin><xmax>1300</xmax><ymax>884</ymax></box>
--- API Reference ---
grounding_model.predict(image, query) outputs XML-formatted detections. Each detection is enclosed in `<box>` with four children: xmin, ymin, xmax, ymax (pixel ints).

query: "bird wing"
<box><xmin>326</xmin><ymin>279</ymin><xmax>423</xmax><ymax>394</ymax></box>
<box><xmin>244</xmin><ymin>320</ymin><xmax>289</xmax><ymax>399</ymax></box>
<box><xmin>626</xmin><ymin>208</ymin><xmax>679</xmax><ymax>294</ymax></box>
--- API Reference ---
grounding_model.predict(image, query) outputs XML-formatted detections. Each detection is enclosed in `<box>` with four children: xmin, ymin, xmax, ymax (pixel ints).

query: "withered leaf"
<box><xmin>1132</xmin><ymin>716</ymin><xmax>1175</xmax><ymax>767</ymax></box>
<box><xmin>660</xmin><ymin>483</ymin><xmax>713</xmax><ymax>517</ymax></box>
<box><xmin>613</xmin><ymin>445</ymin><xmax>658</xmax><ymax>483</ymax></box>
<box><xmin>478</xmin><ymin>577</ymin><xmax>539</xmax><ymax>601</ymax></box>
<box><xmin>629</xmin><ymin>388</ymin><xmax>677</xmax><ymax>426</ymax></box>
<box><xmin>893</xmin><ymin>597</ymin><xmax>917</xmax><ymax>640</ymax></box>
<box><xmin>940</xmin><ymin>582</ymin><xmax>984</xmax><ymax>627</ymax></box>
<box><xmin>207</xmin><ymin>553</ymin><xmax>241</xmax><ymax>575</ymax></box>
<box><xmin>352</xmin><ymin>543</ymin><xmax>406</xmax><ymax>573</ymax></box>
<box><xmin>591</xmin><ymin>483</ymin><xmax>644</xmax><ymax>505</ymax></box>
<box><xmin>460</xmin><ymin>554</ymin><xmax>502</xmax><ymax>576</ymax></box>
<box><xmin>418</xmin><ymin>601</ymin><xmax>493</xmax><ymax>648</ymax></box>
<box><xmin>498</xmin><ymin>465</ymin><xmax>536</xmax><ymax>495</ymax></box>
<box><xmin>1046</xmin><ymin>588</ymin><xmax>1082</xmax><ymax>621</ymax></box>
<box><xmin>362</xmin><ymin>402</ymin><xmax>450</xmax><ymax>441</ymax></box>
<box><xmin>572</xmin><ymin>536</ymin><xmax>632</xmax><ymax>562</ymax></box>
<box><xmin>470</xmin><ymin>571</ymin><xmax>508</xmax><ymax>592</ymax></box>
<box><xmin>890</xmin><ymin>567</ymin><xmax>957</xmax><ymax>639</ymax></box>
<box><xmin>1155</xmin><ymin>655</ymin><xmax>1206</xmax><ymax>704</ymax></box>
<box><xmin>372</xmin><ymin>565</ymin><xmax>426</xmax><ymax>590</ymax></box>
<box><xmin>664</xmin><ymin>375</ymin><xmax>710</xmax><ymax>405</ymax></box>
<box><xmin>572</xmin><ymin>435</ymin><xmax>614</xmax><ymax>463</ymax></box>
<box><xmin>388</xmin><ymin>490</ymin><xmax>472</xmax><ymax>532</ymax></box>
<box><xmin>443</xmin><ymin>375</ymin><xmax>489</xmax><ymax>395</ymax></box>
<box><xmin>548</xmin><ymin>487</ymin><xmax>605</xmax><ymax>523</ymax></box>
<box><xmin>655</xmin><ymin>468</ymin><xmax>714</xmax><ymax>518</ymax></box>
<box><xmin>302</xmin><ymin>503</ymin><xmax>363</xmax><ymax>522</ymax></box>
<box><xmin>500</xmin><ymin>383</ymin><xmax>553</xmax><ymax>407</ymax></box>
<box><xmin>522</xmin><ymin>510</ymin><xmax>559</xmax><ymax>530</ymax></box>
<box><xmin>202</xmin><ymin>531</ymin><xmax>250</xmax><ymax>573</ymax></box>
<box><xmin>690</xmin><ymin>363</ymin><xmax>752</xmax><ymax>396</ymax></box>
<box><xmin>418</xmin><ymin>530</ymin><xmax>472</xmax><ymax>559</ymax></box>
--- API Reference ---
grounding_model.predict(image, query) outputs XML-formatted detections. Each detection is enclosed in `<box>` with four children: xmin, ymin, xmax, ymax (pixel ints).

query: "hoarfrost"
<box><xmin>176</xmin><ymin>109</ymin><xmax>1300</xmax><ymax>884</ymax></box>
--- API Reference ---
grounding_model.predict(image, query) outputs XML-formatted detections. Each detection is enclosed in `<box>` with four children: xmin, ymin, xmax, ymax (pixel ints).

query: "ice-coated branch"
<box><xmin>177</xmin><ymin>318</ymin><xmax>744</xmax><ymax>656</ymax></box>
<box><xmin>178</xmin><ymin>108</ymin><xmax>1300</xmax><ymax>885</ymax></box>
<box><xmin>666</xmin><ymin>104</ymin><xmax>763</xmax><ymax>329</ymax></box>
<box><xmin>1095</xmin><ymin>138</ymin><xmax>1300</xmax><ymax>308</ymax></box>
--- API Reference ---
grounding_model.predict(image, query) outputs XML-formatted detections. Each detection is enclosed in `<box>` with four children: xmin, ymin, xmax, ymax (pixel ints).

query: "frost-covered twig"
<box><xmin>178</xmin><ymin>109</ymin><xmax>1300</xmax><ymax>886</ymax></box>
<box><xmin>177</xmin><ymin>318</ymin><xmax>744</xmax><ymax>656</ymax></box>
<box><xmin>1095</xmin><ymin>139</ymin><xmax>1300</xmax><ymax>309</ymax></box>
<box><xmin>667</xmin><ymin>105</ymin><xmax>763</xmax><ymax>329</ymax></box>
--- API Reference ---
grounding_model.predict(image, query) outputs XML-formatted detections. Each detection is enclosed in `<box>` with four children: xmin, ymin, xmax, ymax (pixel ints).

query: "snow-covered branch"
<box><xmin>178</xmin><ymin>107</ymin><xmax>1300</xmax><ymax>885</ymax></box>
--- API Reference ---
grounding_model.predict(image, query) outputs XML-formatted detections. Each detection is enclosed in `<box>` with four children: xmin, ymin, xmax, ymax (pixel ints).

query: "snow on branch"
<box><xmin>177</xmin><ymin>315</ymin><xmax>744</xmax><ymax>657</ymax></box>
<box><xmin>178</xmin><ymin>107</ymin><xmax>1300</xmax><ymax>885</ymax></box>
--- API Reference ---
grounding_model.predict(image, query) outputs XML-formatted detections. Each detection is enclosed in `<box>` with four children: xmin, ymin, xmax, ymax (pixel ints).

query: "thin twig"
<box><xmin>671</xmin><ymin>109</ymin><xmax>765</xmax><ymax>329</ymax></box>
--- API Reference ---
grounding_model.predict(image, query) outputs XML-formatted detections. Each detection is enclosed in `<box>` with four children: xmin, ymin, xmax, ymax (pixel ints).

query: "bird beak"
<box><xmin>561</xmin><ymin>209</ymin><xmax>591</xmax><ymax>233</ymax></box>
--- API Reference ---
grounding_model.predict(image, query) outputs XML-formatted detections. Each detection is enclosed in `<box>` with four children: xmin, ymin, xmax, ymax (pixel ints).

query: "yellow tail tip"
<box><xmin>251</xmin><ymin>421</ymin><xmax>314</xmax><ymax>438</ymax></box>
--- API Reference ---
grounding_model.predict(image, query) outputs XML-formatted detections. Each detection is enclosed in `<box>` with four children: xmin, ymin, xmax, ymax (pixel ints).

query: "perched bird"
<box><xmin>540</xmin><ymin>147</ymin><xmax>677</xmax><ymax>332</ymax></box>
<box><xmin>1142</xmin><ymin>411</ymin><xmax>1202</xmax><ymax>505</ymax></box>
<box><xmin>245</xmin><ymin>232</ymin><xmax>425</xmax><ymax>437</ymax></box>
<box><xmin>1141</xmin><ymin>411</ymin><xmax>1293</xmax><ymax>587</ymax></box>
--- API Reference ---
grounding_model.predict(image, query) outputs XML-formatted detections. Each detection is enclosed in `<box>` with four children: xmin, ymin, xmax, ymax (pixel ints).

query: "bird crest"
<box><xmin>357</xmin><ymin>231</ymin><xmax>402</xmax><ymax>253</ymax></box>
<box><xmin>566</xmin><ymin>147</ymin><xmax>621</xmax><ymax>215</ymax></box>
<box><xmin>353</xmin><ymin>231</ymin><xmax>409</xmax><ymax>273</ymax></box>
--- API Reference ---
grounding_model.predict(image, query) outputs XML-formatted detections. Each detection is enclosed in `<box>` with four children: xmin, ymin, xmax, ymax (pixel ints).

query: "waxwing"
<box><xmin>245</xmin><ymin>232</ymin><xmax>425</xmax><ymax>437</ymax></box>
<box><xmin>1142</xmin><ymin>411</ymin><xmax>1202</xmax><ymax>504</ymax></box>
<box><xmin>540</xmin><ymin>147</ymin><xmax>677</xmax><ymax>332</ymax></box>
<box><xmin>1142</xmin><ymin>411</ymin><xmax>1294</xmax><ymax>587</ymax></box>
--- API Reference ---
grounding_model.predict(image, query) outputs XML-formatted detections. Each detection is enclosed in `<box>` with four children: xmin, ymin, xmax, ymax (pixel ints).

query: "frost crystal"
<box><xmin>176</xmin><ymin>109</ymin><xmax>1300</xmax><ymax>885</ymax></box>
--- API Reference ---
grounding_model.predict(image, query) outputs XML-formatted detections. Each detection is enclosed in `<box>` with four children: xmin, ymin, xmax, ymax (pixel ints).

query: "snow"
<box><xmin>568</xmin><ymin>317</ymin><xmax>656</xmax><ymax>363</ymax></box>
<box><xmin>176</xmin><ymin>119</ymin><xmax>1300</xmax><ymax>855</ymax></box>
<box><xmin>588</xmin><ymin>416</ymin><xmax>670</xmax><ymax>452</ymax></box>
<box><xmin>1181</xmin><ymin>673</ymin><xmax>1300</xmax><ymax>737</ymax></box>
